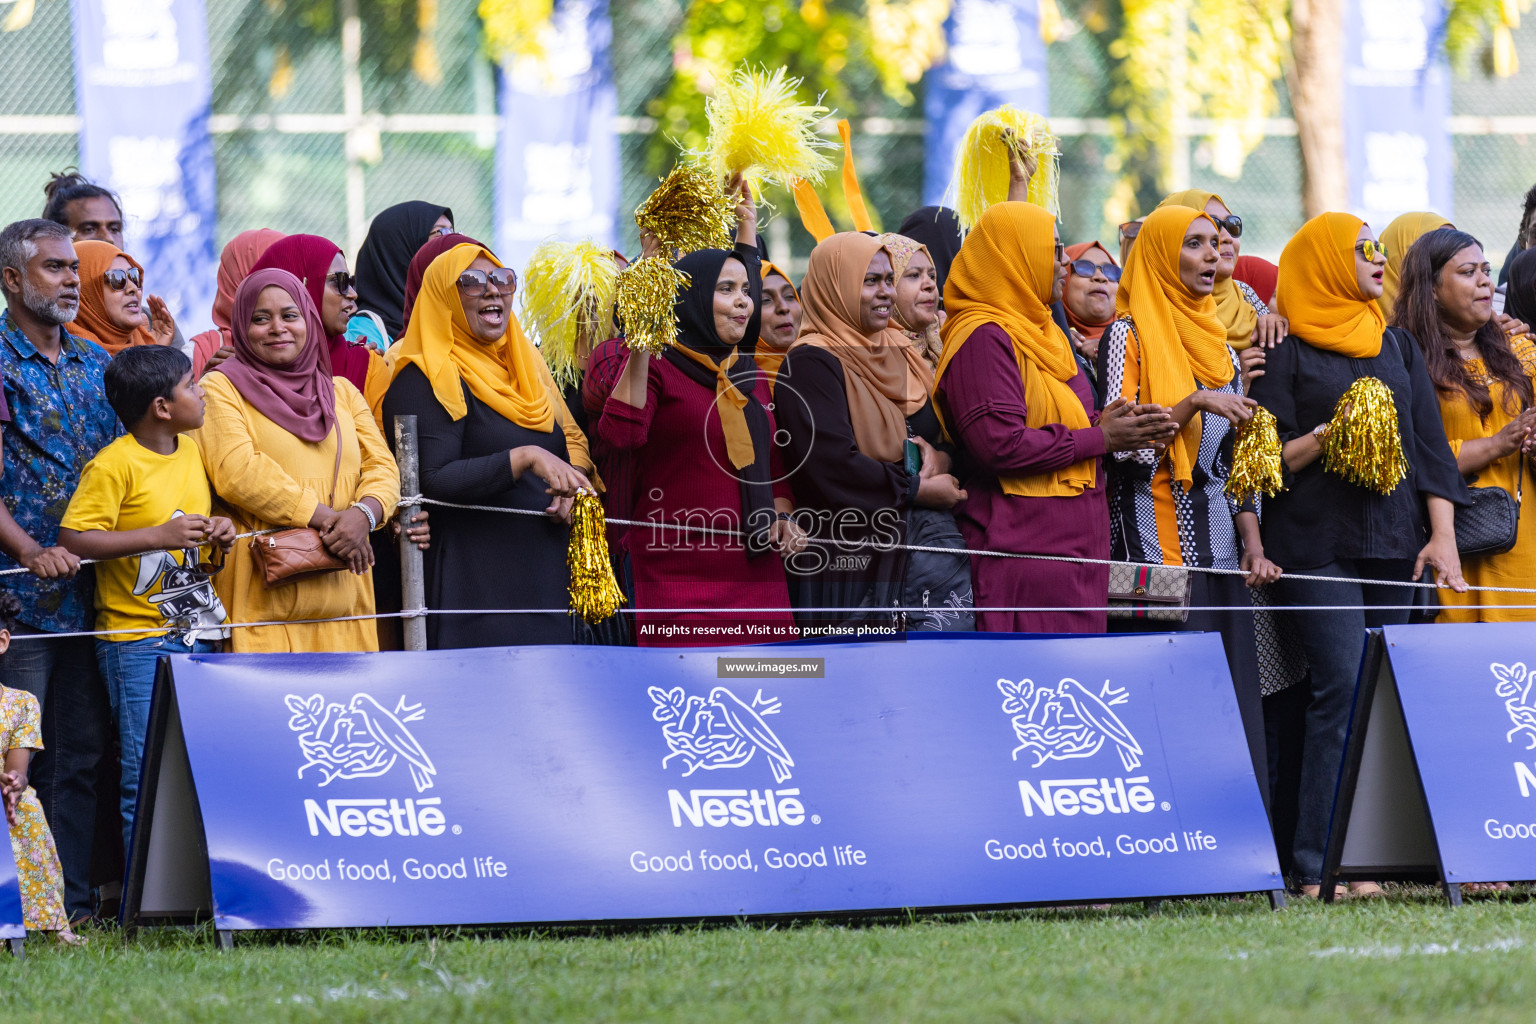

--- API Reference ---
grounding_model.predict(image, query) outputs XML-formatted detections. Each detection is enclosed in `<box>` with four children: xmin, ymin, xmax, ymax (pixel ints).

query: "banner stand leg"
<box><xmin>216</xmin><ymin>930</ymin><xmax>233</xmax><ymax>952</ymax></box>
<box><xmin>6</xmin><ymin>937</ymin><xmax>22</xmax><ymax>959</ymax></box>
<box><xmin>1443</xmin><ymin>882</ymin><xmax>1463</xmax><ymax>907</ymax></box>
<box><xmin>1267</xmin><ymin>889</ymin><xmax>1287</xmax><ymax>910</ymax></box>
<box><xmin>1142</xmin><ymin>899</ymin><xmax>1162</xmax><ymax>913</ymax></box>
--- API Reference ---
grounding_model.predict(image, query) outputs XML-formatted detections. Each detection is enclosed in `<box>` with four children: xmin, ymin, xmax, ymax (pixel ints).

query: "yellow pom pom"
<box><xmin>1322</xmin><ymin>376</ymin><xmax>1408</xmax><ymax>495</ymax></box>
<box><xmin>1225</xmin><ymin>406</ymin><xmax>1285</xmax><ymax>502</ymax></box>
<box><xmin>698</xmin><ymin>65</ymin><xmax>836</xmax><ymax>192</ymax></box>
<box><xmin>520</xmin><ymin>239</ymin><xmax>620</xmax><ymax>390</ymax></box>
<box><xmin>567</xmin><ymin>492</ymin><xmax>625</xmax><ymax>624</ymax></box>
<box><xmin>615</xmin><ymin>256</ymin><xmax>687</xmax><ymax>355</ymax></box>
<box><xmin>948</xmin><ymin>105</ymin><xmax>1061</xmax><ymax>234</ymax></box>
<box><xmin>634</xmin><ymin>165</ymin><xmax>736</xmax><ymax>256</ymax></box>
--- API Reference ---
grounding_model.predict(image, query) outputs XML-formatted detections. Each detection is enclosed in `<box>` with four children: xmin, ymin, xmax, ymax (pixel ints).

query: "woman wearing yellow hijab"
<box><xmin>934</xmin><ymin>202</ymin><xmax>1175</xmax><ymax>634</ymax></box>
<box><xmin>1377</xmin><ymin>210</ymin><xmax>1452</xmax><ymax>319</ymax></box>
<box><xmin>1250</xmin><ymin>211</ymin><xmax>1468</xmax><ymax>898</ymax></box>
<box><xmin>1099</xmin><ymin>203</ymin><xmax>1278</xmax><ymax>809</ymax></box>
<box><xmin>381</xmin><ymin>241</ymin><xmax>592</xmax><ymax>650</ymax></box>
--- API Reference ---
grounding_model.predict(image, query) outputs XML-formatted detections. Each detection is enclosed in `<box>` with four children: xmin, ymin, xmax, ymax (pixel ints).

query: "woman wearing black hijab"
<box><xmin>597</xmin><ymin>183</ymin><xmax>805</xmax><ymax>646</ymax></box>
<box><xmin>354</xmin><ymin>200</ymin><xmax>454</xmax><ymax>340</ymax></box>
<box><xmin>898</xmin><ymin>206</ymin><xmax>963</xmax><ymax>292</ymax></box>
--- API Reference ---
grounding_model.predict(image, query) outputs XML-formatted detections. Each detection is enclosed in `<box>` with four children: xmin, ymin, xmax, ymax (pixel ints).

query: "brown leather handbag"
<box><xmin>250</xmin><ymin>427</ymin><xmax>350</xmax><ymax>588</ymax></box>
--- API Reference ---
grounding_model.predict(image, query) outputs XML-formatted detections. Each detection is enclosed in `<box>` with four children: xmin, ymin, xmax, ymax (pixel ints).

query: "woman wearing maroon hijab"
<box><xmin>399</xmin><ymin>232</ymin><xmax>489</xmax><ymax>337</ymax></box>
<box><xmin>250</xmin><ymin>233</ymin><xmax>386</xmax><ymax>405</ymax></box>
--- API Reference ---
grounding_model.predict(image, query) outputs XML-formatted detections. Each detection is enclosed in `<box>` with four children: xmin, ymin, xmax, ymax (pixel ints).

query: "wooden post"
<box><xmin>394</xmin><ymin>415</ymin><xmax>428</xmax><ymax>652</ymax></box>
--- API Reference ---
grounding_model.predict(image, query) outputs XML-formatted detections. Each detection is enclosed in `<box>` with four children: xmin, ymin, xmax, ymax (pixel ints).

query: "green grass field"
<box><xmin>6</xmin><ymin>888</ymin><xmax>1536</xmax><ymax>1022</ymax></box>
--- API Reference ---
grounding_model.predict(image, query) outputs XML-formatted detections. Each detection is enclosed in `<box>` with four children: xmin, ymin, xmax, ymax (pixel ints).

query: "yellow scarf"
<box><xmin>390</xmin><ymin>243</ymin><xmax>593</xmax><ymax>472</ymax></box>
<box><xmin>936</xmin><ymin>202</ymin><xmax>1094</xmax><ymax>497</ymax></box>
<box><xmin>1157</xmin><ymin>189</ymin><xmax>1258</xmax><ymax>350</ymax></box>
<box><xmin>1115</xmin><ymin>205</ymin><xmax>1234</xmax><ymax>490</ymax></box>
<box><xmin>1276</xmin><ymin>213</ymin><xmax>1387</xmax><ymax>359</ymax></box>
<box><xmin>1378</xmin><ymin>210</ymin><xmax>1453</xmax><ymax>319</ymax></box>
<box><xmin>668</xmin><ymin>341</ymin><xmax>755</xmax><ymax>470</ymax></box>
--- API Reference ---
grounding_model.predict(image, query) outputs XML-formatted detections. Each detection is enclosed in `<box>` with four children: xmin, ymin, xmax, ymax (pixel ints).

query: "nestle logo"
<box><xmin>1017</xmin><ymin>777</ymin><xmax>1157</xmax><ymax>817</ymax></box>
<box><xmin>668</xmin><ymin>788</ymin><xmax>806</xmax><ymax>827</ymax></box>
<box><xmin>305</xmin><ymin>797</ymin><xmax>447</xmax><ymax>837</ymax></box>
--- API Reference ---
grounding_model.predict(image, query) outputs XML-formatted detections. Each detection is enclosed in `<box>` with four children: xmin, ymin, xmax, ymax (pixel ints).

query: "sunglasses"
<box><xmin>1210</xmin><ymin>214</ymin><xmax>1243</xmax><ymax>238</ymax></box>
<box><xmin>102</xmin><ymin>267</ymin><xmax>142</xmax><ymax>291</ymax></box>
<box><xmin>1356</xmin><ymin>239</ymin><xmax>1389</xmax><ymax>262</ymax></box>
<box><xmin>1118</xmin><ymin>220</ymin><xmax>1143</xmax><ymax>242</ymax></box>
<box><xmin>326</xmin><ymin>271</ymin><xmax>356</xmax><ymax>294</ymax></box>
<box><xmin>456</xmin><ymin>268</ymin><xmax>517</xmax><ymax>296</ymax></box>
<box><xmin>1069</xmin><ymin>259</ymin><xmax>1123</xmax><ymax>282</ymax></box>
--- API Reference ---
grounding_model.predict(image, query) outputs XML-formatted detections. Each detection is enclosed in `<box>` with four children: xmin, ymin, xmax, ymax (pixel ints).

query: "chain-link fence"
<box><xmin>2</xmin><ymin>0</ymin><xmax>1536</xmax><ymax>279</ymax></box>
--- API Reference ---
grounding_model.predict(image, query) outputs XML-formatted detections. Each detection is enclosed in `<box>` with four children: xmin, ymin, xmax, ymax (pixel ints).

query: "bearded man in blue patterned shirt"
<box><xmin>0</xmin><ymin>218</ymin><xmax>119</xmax><ymax>923</ymax></box>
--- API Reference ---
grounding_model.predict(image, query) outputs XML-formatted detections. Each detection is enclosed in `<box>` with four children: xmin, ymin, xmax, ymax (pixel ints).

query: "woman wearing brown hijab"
<box><xmin>775</xmin><ymin>232</ymin><xmax>973</xmax><ymax>634</ymax></box>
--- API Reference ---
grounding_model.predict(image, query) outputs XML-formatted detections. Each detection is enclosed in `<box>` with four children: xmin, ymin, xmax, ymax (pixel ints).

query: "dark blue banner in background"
<box><xmin>0</xmin><ymin>836</ymin><xmax>21</xmax><ymax>942</ymax></box>
<box><xmin>69</xmin><ymin>0</ymin><xmax>219</xmax><ymax>334</ymax></box>
<box><xmin>1344</xmin><ymin>0</ymin><xmax>1453</xmax><ymax>229</ymax></box>
<box><xmin>922</xmin><ymin>0</ymin><xmax>1049</xmax><ymax>206</ymax></box>
<box><xmin>493</xmin><ymin>0</ymin><xmax>620</xmax><ymax>274</ymax></box>
<box><xmin>133</xmin><ymin>634</ymin><xmax>1279</xmax><ymax>931</ymax></box>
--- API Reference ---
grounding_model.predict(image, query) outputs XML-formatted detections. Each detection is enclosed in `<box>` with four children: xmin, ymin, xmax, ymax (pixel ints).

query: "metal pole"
<box><xmin>394</xmin><ymin>415</ymin><xmax>427</xmax><ymax>651</ymax></box>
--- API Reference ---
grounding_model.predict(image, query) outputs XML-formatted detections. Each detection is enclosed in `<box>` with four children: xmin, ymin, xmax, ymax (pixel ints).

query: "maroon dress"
<box><xmin>935</xmin><ymin>323</ymin><xmax>1110</xmax><ymax>633</ymax></box>
<box><xmin>597</xmin><ymin>355</ymin><xmax>798</xmax><ymax>647</ymax></box>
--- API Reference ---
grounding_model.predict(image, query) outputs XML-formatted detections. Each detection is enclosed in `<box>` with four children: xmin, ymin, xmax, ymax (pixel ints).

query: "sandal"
<box><xmin>1298</xmin><ymin>883</ymin><xmax>1346</xmax><ymax>900</ymax></box>
<box><xmin>1346</xmin><ymin>881</ymin><xmax>1384</xmax><ymax>899</ymax></box>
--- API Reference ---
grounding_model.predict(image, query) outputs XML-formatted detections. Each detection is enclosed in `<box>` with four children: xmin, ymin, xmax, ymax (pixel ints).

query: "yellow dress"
<box><xmin>2</xmin><ymin>686</ymin><xmax>67</xmax><ymax>931</ymax></box>
<box><xmin>1437</xmin><ymin>336</ymin><xmax>1536</xmax><ymax>623</ymax></box>
<box><xmin>192</xmin><ymin>373</ymin><xmax>402</xmax><ymax>652</ymax></box>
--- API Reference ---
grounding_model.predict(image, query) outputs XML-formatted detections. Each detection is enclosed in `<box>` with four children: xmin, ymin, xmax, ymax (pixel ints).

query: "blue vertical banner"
<box><xmin>494</xmin><ymin>0</ymin><xmax>620</xmax><ymax>274</ymax></box>
<box><xmin>1344</xmin><ymin>0</ymin><xmax>1454</xmax><ymax>230</ymax></box>
<box><xmin>69</xmin><ymin>0</ymin><xmax>219</xmax><ymax>335</ymax></box>
<box><xmin>921</xmin><ymin>0</ymin><xmax>1049</xmax><ymax>206</ymax></box>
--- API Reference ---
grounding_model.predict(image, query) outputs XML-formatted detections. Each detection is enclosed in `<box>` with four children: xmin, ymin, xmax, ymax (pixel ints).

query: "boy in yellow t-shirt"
<box><xmin>58</xmin><ymin>346</ymin><xmax>235</xmax><ymax>861</ymax></box>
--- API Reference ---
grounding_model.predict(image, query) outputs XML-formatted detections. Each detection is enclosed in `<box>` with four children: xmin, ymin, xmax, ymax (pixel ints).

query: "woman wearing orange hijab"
<box><xmin>775</xmin><ymin>232</ymin><xmax>972</xmax><ymax>634</ymax></box>
<box><xmin>935</xmin><ymin>203</ymin><xmax>1175</xmax><ymax>633</ymax></box>
<box><xmin>1098</xmin><ymin>204</ymin><xmax>1280</xmax><ymax>810</ymax></box>
<box><xmin>1251</xmin><ymin>212</ymin><xmax>1466</xmax><ymax>898</ymax></box>
<box><xmin>69</xmin><ymin>241</ymin><xmax>172</xmax><ymax>355</ymax></box>
<box><xmin>754</xmin><ymin>260</ymin><xmax>801</xmax><ymax>387</ymax></box>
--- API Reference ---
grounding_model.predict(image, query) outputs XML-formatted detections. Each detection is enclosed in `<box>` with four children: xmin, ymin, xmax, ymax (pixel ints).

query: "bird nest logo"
<box><xmin>1494</xmin><ymin>663</ymin><xmax>1536</xmax><ymax>749</ymax></box>
<box><xmin>996</xmin><ymin>677</ymin><xmax>1144</xmax><ymax>772</ymax></box>
<box><xmin>649</xmin><ymin>685</ymin><xmax>795</xmax><ymax>783</ymax></box>
<box><xmin>285</xmin><ymin>693</ymin><xmax>438</xmax><ymax>792</ymax></box>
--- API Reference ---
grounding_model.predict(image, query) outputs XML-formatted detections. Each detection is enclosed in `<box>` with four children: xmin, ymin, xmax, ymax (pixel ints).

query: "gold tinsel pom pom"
<box><xmin>948</xmin><ymin>104</ymin><xmax>1061</xmax><ymax>234</ymax></box>
<box><xmin>634</xmin><ymin>165</ymin><xmax>736</xmax><ymax>256</ymax></box>
<box><xmin>568</xmin><ymin>491</ymin><xmax>625</xmax><ymax>624</ymax></box>
<box><xmin>521</xmin><ymin>239</ymin><xmax>620</xmax><ymax>389</ymax></box>
<box><xmin>698</xmin><ymin>65</ymin><xmax>835</xmax><ymax>193</ymax></box>
<box><xmin>1322</xmin><ymin>376</ymin><xmax>1408</xmax><ymax>495</ymax></box>
<box><xmin>1225</xmin><ymin>406</ymin><xmax>1285</xmax><ymax>502</ymax></box>
<box><xmin>615</xmin><ymin>256</ymin><xmax>688</xmax><ymax>354</ymax></box>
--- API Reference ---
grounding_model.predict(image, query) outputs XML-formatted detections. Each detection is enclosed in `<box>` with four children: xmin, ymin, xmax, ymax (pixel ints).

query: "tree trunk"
<box><xmin>1288</xmin><ymin>0</ymin><xmax>1347</xmax><ymax>218</ymax></box>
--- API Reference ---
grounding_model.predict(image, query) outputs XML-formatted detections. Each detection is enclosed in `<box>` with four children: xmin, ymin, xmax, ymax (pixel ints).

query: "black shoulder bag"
<box><xmin>1456</xmin><ymin>458</ymin><xmax>1521</xmax><ymax>558</ymax></box>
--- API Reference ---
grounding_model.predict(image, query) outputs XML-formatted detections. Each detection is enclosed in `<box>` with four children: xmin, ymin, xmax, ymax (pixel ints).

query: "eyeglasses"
<box><xmin>1356</xmin><ymin>239</ymin><xmax>1389</xmax><ymax>262</ymax></box>
<box><xmin>456</xmin><ymin>268</ymin><xmax>517</xmax><ymax>296</ymax></box>
<box><xmin>102</xmin><ymin>267</ymin><xmax>142</xmax><ymax>291</ymax></box>
<box><xmin>1054</xmin><ymin>242</ymin><xmax>1065</xmax><ymax>263</ymax></box>
<box><xmin>1210</xmin><ymin>214</ymin><xmax>1243</xmax><ymax>238</ymax></box>
<box><xmin>1069</xmin><ymin>260</ymin><xmax>1122</xmax><ymax>282</ymax></box>
<box><xmin>1118</xmin><ymin>220</ymin><xmax>1143</xmax><ymax>242</ymax></box>
<box><xmin>326</xmin><ymin>271</ymin><xmax>356</xmax><ymax>294</ymax></box>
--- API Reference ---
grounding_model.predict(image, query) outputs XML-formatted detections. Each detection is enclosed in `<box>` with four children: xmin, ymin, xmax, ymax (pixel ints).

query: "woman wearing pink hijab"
<box><xmin>190</xmin><ymin>228</ymin><xmax>285</xmax><ymax>377</ymax></box>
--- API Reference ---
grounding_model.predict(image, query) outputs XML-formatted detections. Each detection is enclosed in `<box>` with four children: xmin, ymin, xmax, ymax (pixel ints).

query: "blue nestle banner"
<box><xmin>0</xmin><ymin>836</ymin><xmax>21</xmax><ymax>941</ymax></box>
<box><xmin>140</xmin><ymin>635</ymin><xmax>1278</xmax><ymax>930</ymax></box>
<box><xmin>69</xmin><ymin>0</ymin><xmax>219</xmax><ymax>334</ymax></box>
<box><xmin>922</xmin><ymin>0</ymin><xmax>1049</xmax><ymax>206</ymax></box>
<box><xmin>493</xmin><ymin>0</ymin><xmax>620</xmax><ymax>274</ymax></box>
<box><xmin>1344</xmin><ymin>0</ymin><xmax>1453</xmax><ymax>229</ymax></box>
<box><xmin>1381</xmin><ymin>623</ymin><xmax>1536</xmax><ymax>883</ymax></box>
